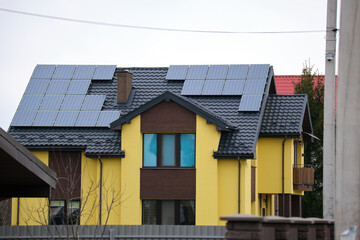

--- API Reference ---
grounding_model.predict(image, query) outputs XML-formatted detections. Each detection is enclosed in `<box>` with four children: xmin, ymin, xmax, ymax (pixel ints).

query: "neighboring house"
<box><xmin>274</xmin><ymin>75</ymin><xmax>337</xmax><ymax>95</ymax></box>
<box><xmin>0</xmin><ymin>127</ymin><xmax>56</xmax><ymax>225</ymax></box>
<box><xmin>0</xmin><ymin>127</ymin><xmax>56</xmax><ymax>198</ymax></box>
<box><xmin>8</xmin><ymin>64</ymin><xmax>314</xmax><ymax>226</ymax></box>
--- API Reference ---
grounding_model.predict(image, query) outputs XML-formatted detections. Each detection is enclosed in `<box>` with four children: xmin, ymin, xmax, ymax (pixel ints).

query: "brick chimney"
<box><xmin>117</xmin><ymin>71</ymin><xmax>133</xmax><ymax>103</ymax></box>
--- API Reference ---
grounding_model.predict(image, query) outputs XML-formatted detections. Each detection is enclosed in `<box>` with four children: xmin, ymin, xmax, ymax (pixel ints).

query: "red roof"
<box><xmin>274</xmin><ymin>75</ymin><xmax>337</xmax><ymax>95</ymax></box>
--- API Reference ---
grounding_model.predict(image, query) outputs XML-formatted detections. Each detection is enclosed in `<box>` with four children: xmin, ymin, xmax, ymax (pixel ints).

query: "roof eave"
<box><xmin>213</xmin><ymin>152</ymin><xmax>255</xmax><ymax>160</ymax></box>
<box><xmin>259</xmin><ymin>133</ymin><xmax>302</xmax><ymax>138</ymax></box>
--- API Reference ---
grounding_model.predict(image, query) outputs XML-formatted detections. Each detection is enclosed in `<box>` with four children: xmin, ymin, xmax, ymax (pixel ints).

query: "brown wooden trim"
<box><xmin>140</xmin><ymin>168</ymin><xmax>196</xmax><ymax>199</ymax></box>
<box><xmin>294</xmin><ymin>167</ymin><xmax>315</xmax><ymax>184</ymax></box>
<box><xmin>293</xmin><ymin>184</ymin><xmax>313</xmax><ymax>191</ymax></box>
<box><xmin>251</xmin><ymin>167</ymin><xmax>256</xmax><ymax>202</ymax></box>
<box><xmin>175</xmin><ymin>134</ymin><xmax>180</xmax><ymax>167</ymax></box>
<box><xmin>141</xmin><ymin>101</ymin><xmax>196</xmax><ymax>133</ymax></box>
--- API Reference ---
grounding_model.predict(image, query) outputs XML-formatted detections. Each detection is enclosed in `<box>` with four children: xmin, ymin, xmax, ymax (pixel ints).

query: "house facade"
<box><xmin>8</xmin><ymin>64</ymin><xmax>313</xmax><ymax>226</ymax></box>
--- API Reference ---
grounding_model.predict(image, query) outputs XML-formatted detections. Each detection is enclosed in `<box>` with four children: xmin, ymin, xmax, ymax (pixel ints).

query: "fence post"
<box><xmin>220</xmin><ymin>214</ymin><xmax>263</xmax><ymax>240</ymax></box>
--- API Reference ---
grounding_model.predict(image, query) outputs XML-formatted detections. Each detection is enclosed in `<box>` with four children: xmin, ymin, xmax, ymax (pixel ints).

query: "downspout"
<box><xmin>238</xmin><ymin>157</ymin><xmax>241</xmax><ymax>213</ymax></box>
<box><xmin>282</xmin><ymin>136</ymin><xmax>288</xmax><ymax>216</ymax></box>
<box><xmin>98</xmin><ymin>156</ymin><xmax>103</xmax><ymax>225</ymax></box>
<box><xmin>17</xmin><ymin>198</ymin><xmax>20</xmax><ymax>225</ymax></box>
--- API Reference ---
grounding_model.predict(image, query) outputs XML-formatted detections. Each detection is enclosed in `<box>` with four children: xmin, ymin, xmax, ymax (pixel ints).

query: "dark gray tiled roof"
<box><xmin>8</xmin><ymin>66</ymin><xmax>309</xmax><ymax>158</ymax></box>
<box><xmin>8</xmin><ymin>128</ymin><xmax>122</xmax><ymax>157</ymax></box>
<box><xmin>260</xmin><ymin>94</ymin><xmax>308</xmax><ymax>136</ymax></box>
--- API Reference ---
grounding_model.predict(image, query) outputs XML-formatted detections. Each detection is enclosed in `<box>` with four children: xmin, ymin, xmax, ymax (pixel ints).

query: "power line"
<box><xmin>0</xmin><ymin>7</ymin><xmax>327</xmax><ymax>34</ymax></box>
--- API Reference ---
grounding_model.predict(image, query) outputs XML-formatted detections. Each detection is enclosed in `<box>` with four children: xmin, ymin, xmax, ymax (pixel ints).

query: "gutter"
<box><xmin>212</xmin><ymin>153</ymin><xmax>254</xmax><ymax>160</ymax></box>
<box><xmin>282</xmin><ymin>136</ymin><xmax>288</xmax><ymax>216</ymax></box>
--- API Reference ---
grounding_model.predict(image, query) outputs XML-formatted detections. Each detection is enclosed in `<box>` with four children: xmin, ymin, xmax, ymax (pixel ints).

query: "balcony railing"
<box><xmin>293</xmin><ymin>165</ymin><xmax>314</xmax><ymax>191</ymax></box>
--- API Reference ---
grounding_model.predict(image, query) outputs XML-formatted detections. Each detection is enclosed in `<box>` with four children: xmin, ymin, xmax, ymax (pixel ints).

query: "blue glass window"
<box><xmin>180</xmin><ymin>134</ymin><xmax>195</xmax><ymax>167</ymax></box>
<box><xmin>162</xmin><ymin>134</ymin><xmax>175</xmax><ymax>166</ymax></box>
<box><xmin>143</xmin><ymin>133</ymin><xmax>195</xmax><ymax>168</ymax></box>
<box><xmin>144</xmin><ymin>134</ymin><xmax>157</xmax><ymax>167</ymax></box>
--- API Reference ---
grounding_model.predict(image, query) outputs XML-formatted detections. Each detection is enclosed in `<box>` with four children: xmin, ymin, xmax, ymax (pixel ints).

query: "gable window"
<box><xmin>143</xmin><ymin>133</ymin><xmax>195</xmax><ymax>167</ymax></box>
<box><xmin>142</xmin><ymin>200</ymin><xmax>195</xmax><ymax>225</ymax></box>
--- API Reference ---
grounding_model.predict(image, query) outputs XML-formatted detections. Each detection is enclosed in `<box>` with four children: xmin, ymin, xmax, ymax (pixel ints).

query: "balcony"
<box><xmin>293</xmin><ymin>165</ymin><xmax>314</xmax><ymax>191</ymax></box>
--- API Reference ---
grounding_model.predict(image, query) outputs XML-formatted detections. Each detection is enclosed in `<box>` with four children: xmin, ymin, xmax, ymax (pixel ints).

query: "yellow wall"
<box><xmin>257</xmin><ymin>138</ymin><xmax>295</xmax><ymax>194</ymax></box>
<box><xmin>120</xmin><ymin>115</ymin><xmax>142</xmax><ymax>225</ymax></box>
<box><xmin>218</xmin><ymin>159</ymin><xmax>238</xmax><ymax>225</ymax></box>
<box><xmin>80</xmin><ymin>154</ymin><xmax>99</xmax><ymax>225</ymax></box>
<box><xmin>101</xmin><ymin>158</ymin><xmax>122</xmax><ymax>225</ymax></box>
<box><xmin>12</xmin><ymin>151</ymin><xmax>49</xmax><ymax>226</ymax></box>
<box><xmin>196</xmin><ymin>115</ymin><xmax>221</xmax><ymax>225</ymax></box>
<box><xmin>240</xmin><ymin>160</ymin><xmax>252</xmax><ymax>214</ymax></box>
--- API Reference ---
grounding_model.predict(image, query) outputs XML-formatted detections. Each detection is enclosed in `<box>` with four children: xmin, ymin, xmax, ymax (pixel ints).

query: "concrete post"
<box><xmin>336</xmin><ymin>0</ymin><xmax>360</xmax><ymax>238</ymax></box>
<box><xmin>323</xmin><ymin>0</ymin><xmax>337</xmax><ymax>220</ymax></box>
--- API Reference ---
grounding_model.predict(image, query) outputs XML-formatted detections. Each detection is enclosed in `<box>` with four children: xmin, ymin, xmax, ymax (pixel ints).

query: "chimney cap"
<box><xmin>117</xmin><ymin>70</ymin><xmax>132</xmax><ymax>74</ymax></box>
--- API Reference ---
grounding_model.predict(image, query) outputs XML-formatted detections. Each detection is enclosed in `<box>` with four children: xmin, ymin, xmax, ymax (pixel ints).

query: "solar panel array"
<box><xmin>172</xmin><ymin>64</ymin><xmax>269</xmax><ymax>112</ymax></box>
<box><xmin>11</xmin><ymin>64</ymin><xmax>120</xmax><ymax>127</ymax></box>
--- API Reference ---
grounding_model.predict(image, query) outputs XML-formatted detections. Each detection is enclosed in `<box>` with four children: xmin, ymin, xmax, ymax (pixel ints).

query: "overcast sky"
<box><xmin>0</xmin><ymin>0</ymin><xmax>329</xmax><ymax>130</ymax></box>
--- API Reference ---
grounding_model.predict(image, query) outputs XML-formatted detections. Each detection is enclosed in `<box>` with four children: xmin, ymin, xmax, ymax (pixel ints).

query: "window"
<box><xmin>143</xmin><ymin>134</ymin><xmax>195</xmax><ymax>167</ymax></box>
<box><xmin>142</xmin><ymin>200</ymin><xmax>195</xmax><ymax>225</ymax></box>
<box><xmin>49</xmin><ymin>200</ymin><xmax>80</xmax><ymax>225</ymax></box>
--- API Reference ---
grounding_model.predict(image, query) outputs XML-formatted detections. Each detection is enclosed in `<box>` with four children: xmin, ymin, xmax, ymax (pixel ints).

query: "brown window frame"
<box><xmin>157</xmin><ymin>134</ymin><xmax>180</xmax><ymax>167</ymax></box>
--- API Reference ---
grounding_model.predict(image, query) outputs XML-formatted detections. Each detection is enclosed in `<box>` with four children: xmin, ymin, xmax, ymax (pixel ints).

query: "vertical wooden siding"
<box><xmin>141</xmin><ymin>101</ymin><xmax>196</xmax><ymax>133</ymax></box>
<box><xmin>49</xmin><ymin>151</ymin><xmax>81</xmax><ymax>199</ymax></box>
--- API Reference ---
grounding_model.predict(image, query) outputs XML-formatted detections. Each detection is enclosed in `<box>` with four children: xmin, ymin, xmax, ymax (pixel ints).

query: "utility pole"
<box><xmin>336</xmin><ymin>0</ymin><xmax>360</xmax><ymax>239</ymax></box>
<box><xmin>323</xmin><ymin>0</ymin><xmax>337</xmax><ymax>220</ymax></box>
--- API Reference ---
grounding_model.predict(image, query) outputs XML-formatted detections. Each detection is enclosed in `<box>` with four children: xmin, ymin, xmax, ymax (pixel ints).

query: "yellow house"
<box><xmin>8</xmin><ymin>64</ymin><xmax>313</xmax><ymax>226</ymax></box>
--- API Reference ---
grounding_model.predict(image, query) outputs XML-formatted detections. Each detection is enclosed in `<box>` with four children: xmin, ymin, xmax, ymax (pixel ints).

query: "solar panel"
<box><xmin>25</xmin><ymin>80</ymin><xmax>50</xmax><ymax>95</ymax></box>
<box><xmin>247</xmin><ymin>64</ymin><xmax>270</xmax><ymax>79</ymax></box>
<box><xmin>181</xmin><ymin>80</ymin><xmax>204</xmax><ymax>95</ymax></box>
<box><xmin>54</xmin><ymin>111</ymin><xmax>79</xmax><ymax>127</ymax></box>
<box><xmin>75</xmin><ymin>111</ymin><xmax>100</xmax><ymax>127</ymax></box>
<box><xmin>227</xmin><ymin>65</ymin><xmax>249</xmax><ymax>80</ymax></box>
<box><xmin>18</xmin><ymin>95</ymin><xmax>43</xmax><ymax>110</ymax></box>
<box><xmin>165</xmin><ymin>65</ymin><xmax>188</xmax><ymax>80</ymax></box>
<box><xmin>11</xmin><ymin>110</ymin><xmax>37</xmax><ymax>126</ymax></box>
<box><xmin>72</xmin><ymin>65</ymin><xmax>96</xmax><ymax>80</ymax></box>
<box><xmin>206</xmin><ymin>65</ymin><xmax>228</xmax><ymax>80</ymax></box>
<box><xmin>202</xmin><ymin>80</ymin><xmax>225</xmax><ymax>95</ymax></box>
<box><xmin>92</xmin><ymin>65</ymin><xmax>116</xmax><ymax>80</ymax></box>
<box><xmin>46</xmin><ymin>80</ymin><xmax>70</xmax><ymax>95</ymax></box>
<box><xmin>222</xmin><ymin>80</ymin><xmax>245</xmax><ymax>95</ymax></box>
<box><xmin>40</xmin><ymin>95</ymin><xmax>64</xmax><ymax>110</ymax></box>
<box><xmin>81</xmin><ymin>95</ymin><xmax>106</xmax><ymax>111</ymax></box>
<box><xmin>239</xmin><ymin>95</ymin><xmax>263</xmax><ymax>111</ymax></box>
<box><xmin>96</xmin><ymin>111</ymin><xmax>121</xmax><ymax>127</ymax></box>
<box><xmin>243</xmin><ymin>80</ymin><xmax>266</xmax><ymax>95</ymax></box>
<box><xmin>52</xmin><ymin>65</ymin><xmax>76</xmax><ymax>79</ymax></box>
<box><xmin>31</xmin><ymin>65</ymin><xmax>56</xmax><ymax>79</ymax></box>
<box><xmin>186</xmin><ymin>65</ymin><xmax>208</xmax><ymax>80</ymax></box>
<box><xmin>61</xmin><ymin>95</ymin><xmax>85</xmax><ymax>111</ymax></box>
<box><xmin>67</xmin><ymin>80</ymin><xmax>91</xmax><ymax>94</ymax></box>
<box><xmin>33</xmin><ymin>111</ymin><xmax>58</xmax><ymax>126</ymax></box>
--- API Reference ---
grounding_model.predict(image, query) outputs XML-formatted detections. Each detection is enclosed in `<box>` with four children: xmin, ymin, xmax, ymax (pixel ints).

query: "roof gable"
<box><xmin>110</xmin><ymin>91</ymin><xmax>236</xmax><ymax>130</ymax></box>
<box><xmin>260</xmin><ymin>94</ymin><xmax>313</xmax><ymax>138</ymax></box>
